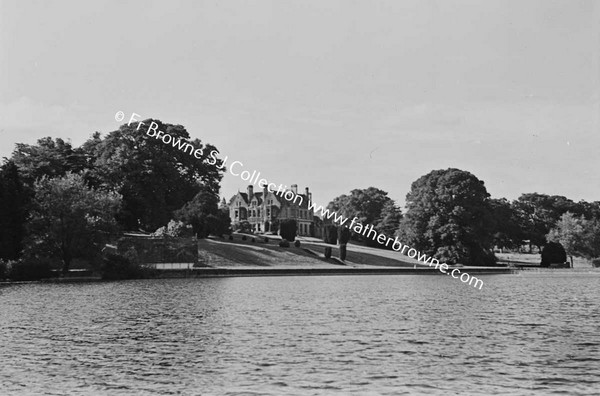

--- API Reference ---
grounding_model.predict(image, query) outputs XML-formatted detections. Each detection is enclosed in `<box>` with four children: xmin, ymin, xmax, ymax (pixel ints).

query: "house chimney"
<box><xmin>247</xmin><ymin>185</ymin><xmax>253</xmax><ymax>198</ymax></box>
<box><xmin>291</xmin><ymin>184</ymin><xmax>298</xmax><ymax>194</ymax></box>
<box><xmin>305</xmin><ymin>187</ymin><xmax>309</xmax><ymax>197</ymax></box>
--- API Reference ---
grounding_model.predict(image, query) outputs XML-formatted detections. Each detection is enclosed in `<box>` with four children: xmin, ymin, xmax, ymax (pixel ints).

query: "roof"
<box><xmin>230</xmin><ymin>188</ymin><xmax>310</xmax><ymax>208</ymax></box>
<box><xmin>234</xmin><ymin>191</ymin><xmax>264</xmax><ymax>205</ymax></box>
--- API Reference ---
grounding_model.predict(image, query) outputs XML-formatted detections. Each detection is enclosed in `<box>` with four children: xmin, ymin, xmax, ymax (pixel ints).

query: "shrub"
<box><xmin>541</xmin><ymin>242</ymin><xmax>567</xmax><ymax>267</ymax></box>
<box><xmin>0</xmin><ymin>259</ymin><xmax>7</xmax><ymax>280</ymax></box>
<box><xmin>235</xmin><ymin>221</ymin><xmax>252</xmax><ymax>234</ymax></box>
<box><xmin>264</xmin><ymin>237</ymin><xmax>269</xmax><ymax>243</ymax></box>
<box><xmin>100</xmin><ymin>253</ymin><xmax>156</xmax><ymax>280</ymax></box>
<box><xmin>338</xmin><ymin>227</ymin><xmax>351</xmax><ymax>245</ymax></box>
<box><xmin>242</xmin><ymin>235</ymin><xmax>247</xmax><ymax>241</ymax></box>
<box><xmin>9</xmin><ymin>259</ymin><xmax>53</xmax><ymax>281</ymax></box>
<box><xmin>153</xmin><ymin>220</ymin><xmax>193</xmax><ymax>238</ymax></box>
<box><xmin>279</xmin><ymin>219</ymin><xmax>297</xmax><ymax>242</ymax></box>
<box><xmin>270</xmin><ymin>219</ymin><xmax>280</xmax><ymax>234</ymax></box>
<box><xmin>205</xmin><ymin>211</ymin><xmax>231</xmax><ymax>238</ymax></box>
<box><xmin>229</xmin><ymin>235</ymin><xmax>233</xmax><ymax>241</ymax></box>
<box><xmin>252</xmin><ymin>238</ymin><xmax>256</xmax><ymax>243</ymax></box>
<box><xmin>323</xmin><ymin>225</ymin><xmax>338</xmax><ymax>245</ymax></box>
<box><xmin>592</xmin><ymin>258</ymin><xmax>600</xmax><ymax>268</ymax></box>
<box><xmin>324</xmin><ymin>247</ymin><xmax>332</xmax><ymax>259</ymax></box>
<box><xmin>294</xmin><ymin>240</ymin><xmax>301</xmax><ymax>248</ymax></box>
<box><xmin>339</xmin><ymin>244</ymin><xmax>347</xmax><ymax>261</ymax></box>
<box><xmin>122</xmin><ymin>246</ymin><xmax>139</xmax><ymax>265</ymax></box>
<box><xmin>279</xmin><ymin>239</ymin><xmax>290</xmax><ymax>248</ymax></box>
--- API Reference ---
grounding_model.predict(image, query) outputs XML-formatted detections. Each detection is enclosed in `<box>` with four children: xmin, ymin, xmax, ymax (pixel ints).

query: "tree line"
<box><xmin>0</xmin><ymin>119</ymin><xmax>228</xmax><ymax>277</ymax></box>
<box><xmin>325</xmin><ymin>169</ymin><xmax>600</xmax><ymax>266</ymax></box>
<box><xmin>2</xmin><ymin>123</ymin><xmax>598</xmax><ymax>275</ymax></box>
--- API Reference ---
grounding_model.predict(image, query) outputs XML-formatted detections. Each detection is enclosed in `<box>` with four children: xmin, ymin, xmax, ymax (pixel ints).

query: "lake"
<box><xmin>1</xmin><ymin>273</ymin><xmax>599</xmax><ymax>395</ymax></box>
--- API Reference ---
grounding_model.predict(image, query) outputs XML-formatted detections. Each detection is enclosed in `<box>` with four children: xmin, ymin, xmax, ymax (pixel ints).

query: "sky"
<box><xmin>1</xmin><ymin>0</ymin><xmax>598</xmax><ymax>209</ymax></box>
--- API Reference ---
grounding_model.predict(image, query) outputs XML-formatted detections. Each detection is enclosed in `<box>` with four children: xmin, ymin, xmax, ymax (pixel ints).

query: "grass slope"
<box><xmin>199</xmin><ymin>234</ymin><xmax>418</xmax><ymax>268</ymax></box>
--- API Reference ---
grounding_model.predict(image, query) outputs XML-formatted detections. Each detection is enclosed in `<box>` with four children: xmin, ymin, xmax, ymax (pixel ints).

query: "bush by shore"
<box><xmin>0</xmin><ymin>258</ymin><xmax>54</xmax><ymax>281</ymax></box>
<box><xmin>100</xmin><ymin>253</ymin><xmax>158</xmax><ymax>280</ymax></box>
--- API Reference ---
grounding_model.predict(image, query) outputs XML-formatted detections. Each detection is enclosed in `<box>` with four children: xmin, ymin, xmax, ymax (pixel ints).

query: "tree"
<box><xmin>323</xmin><ymin>225</ymin><xmax>338</xmax><ymax>245</ymax></box>
<box><xmin>399</xmin><ymin>168</ymin><xmax>496</xmax><ymax>266</ymax></box>
<box><xmin>25</xmin><ymin>173</ymin><xmax>121</xmax><ymax>273</ymax></box>
<box><xmin>369</xmin><ymin>201</ymin><xmax>403</xmax><ymax>247</ymax></box>
<box><xmin>546</xmin><ymin>213</ymin><xmax>600</xmax><ymax>263</ymax></box>
<box><xmin>206</xmin><ymin>209</ymin><xmax>231</xmax><ymax>237</ymax></box>
<box><xmin>338</xmin><ymin>226</ymin><xmax>351</xmax><ymax>261</ymax></box>
<box><xmin>546</xmin><ymin>212</ymin><xmax>585</xmax><ymax>266</ymax></box>
<box><xmin>0</xmin><ymin>161</ymin><xmax>30</xmax><ymax>260</ymax></box>
<box><xmin>489</xmin><ymin>198</ymin><xmax>524</xmax><ymax>251</ymax></box>
<box><xmin>327</xmin><ymin>187</ymin><xmax>401</xmax><ymax>245</ymax></box>
<box><xmin>10</xmin><ymin>137</ymin><xmax>88</xmax><ymax>186</ymax></box>
<box><xmin>578</xmin><ymin>201</ymin><xmax>600</xmax><ymax>220</ymax></box>
<box><xmin>279</xmin><ymin>219</ymin><xmax>297</xmax><ymax>241</ymax></box>
<box><xmin>512</xmin><ymin>193</ymin><xmax>580</xmax><ymax>252</ymax></box>
<box><xmin>83</xmin><ymin>120</ymin><xmax>224</xmax><ymax>231</ymax></box>
<box><xmin>581</xmin><ymin>218</ymin><xmax>600</xmax><ymax>259</ymax></box>
<box><xmin>174</xmin><ymin>186</ymin><xmax>229</xmax><ymax>237</ymax></box>
<box><xmin>328</xmin><ymin>187</ymin><xmax>395</xmax><ymax>225</ymax></box>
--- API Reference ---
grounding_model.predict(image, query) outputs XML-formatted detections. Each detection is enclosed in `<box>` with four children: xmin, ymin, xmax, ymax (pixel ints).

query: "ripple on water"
<box><xmin>1</xmin><ymin>275</ymin><xmax>599</xmax><ymax>395</ymax></box>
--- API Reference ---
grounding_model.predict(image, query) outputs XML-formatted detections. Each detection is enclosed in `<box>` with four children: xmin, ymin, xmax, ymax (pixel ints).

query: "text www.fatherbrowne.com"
<box><xmin>124</xmin><ymin>112</ymin><xmax>484</xmax><ymax>290</ymax></box>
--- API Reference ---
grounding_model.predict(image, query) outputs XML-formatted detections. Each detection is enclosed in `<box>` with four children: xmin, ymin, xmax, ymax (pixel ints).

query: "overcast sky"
<box><xmin>1</xmin><ymin>0</ymin><xmax>598</xmax><ymax>208</ymax></box>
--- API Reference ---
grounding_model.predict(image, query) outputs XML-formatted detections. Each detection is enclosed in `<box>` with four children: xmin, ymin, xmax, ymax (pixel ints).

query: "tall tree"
<box><xmin>546</xmin><ymin>212</ymin><xmax>585</xmax><ymax>266</ymax></box>
<box><xmin>489</xmin><ymin>198</ymin><xmax>524</xmax><ymax>251</ymax></box>
<box><xmin>326</xmin><ymin>187</ymin><xmax>401</xmax><ymax>245</ymax></box>
<box><xmin>11</xmin><ymin>137</ymin><xmax>88</xmax><ymax>186</ymax></box>
<box><xmin>512</xmin><ymin>193</ymin><xmax>580</xmax><ymax>251</ymax></box>
<box><xmin>0</xmin><ymin>161</ymin><xmax>30</xmax><ymax>260</ymax></box>
<box><xmin>578</xmin><ymin>200</ymin><xmax>600</xmax><ymax>220</ymax></box>
<box><xmin>581</xmin><ymin>218</ymin><xmax>600</xmax><ymax>259</ymax></box>
<box><xmin>174</xmin><ymin>186</ymin><xmax>230</xmax><ymax>237</ymax></box>
<box><xmin>547</xmin><ymin>213</ymin><xmax>600</xmax><ymax>263</ymax></box>
<box><xmin>26</xmin><ymin>173</ymin><xmax>121</xmax><ymax>273</ymax></box>
<box><xmin>375</xmin><ymin>201</ymin><xmax>403</xmax><ymax>237</ymax></box>
<box><xmin>399</xmin><ymin>168</ymin><xmax>496</xmax><ymax>266</ymax></box>
<box><xmin>327</xmin><ymin>187</ymin><xmax>395</xmax><ymax>226</ymax></box>
<box><xmin>84</xmin><ymin>119</ymin><xmax>224</xmax><ymax>231</ymax></box>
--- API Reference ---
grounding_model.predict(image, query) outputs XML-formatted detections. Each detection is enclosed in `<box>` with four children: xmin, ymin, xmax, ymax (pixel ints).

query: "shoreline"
<box><xmin>1</xmin><ymin>266</ymin><xmax>514</xmax><ymax>284</ymax></box>
<box><xmin>9</xmin><ymin>266</ymin><xmax>600</xmax><ymax>284</ymax></box>
<box><xmin>163</xmin><ymin>266</ymin><xmax>515</xmax><ymax>278</ymax></box>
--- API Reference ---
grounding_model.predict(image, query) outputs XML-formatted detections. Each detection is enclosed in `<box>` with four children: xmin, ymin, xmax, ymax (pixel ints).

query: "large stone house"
<box><xmin>229</xmin><ymin>184</ymin><xmax>315</xmax><ymax>236</ymax></box>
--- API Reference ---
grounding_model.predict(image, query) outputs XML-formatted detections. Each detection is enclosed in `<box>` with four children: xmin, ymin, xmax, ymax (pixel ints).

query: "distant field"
<box><xmin>496</xmin><ymin>252</ymin><xmax>594</xmax><ymax>268</ymax></box>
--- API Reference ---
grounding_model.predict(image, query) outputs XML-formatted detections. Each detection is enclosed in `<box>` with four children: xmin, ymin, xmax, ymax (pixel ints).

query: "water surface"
<box><xmin>1</xmin><ymin>274</ymin><xmax>599</xmax><ymax>395</ymax></box>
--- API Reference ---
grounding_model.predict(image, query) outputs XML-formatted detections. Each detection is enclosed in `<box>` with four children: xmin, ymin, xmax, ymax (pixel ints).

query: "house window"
<box><xmin>257</xmin><ymin>209</ymin><xmax>261</xmax><ymax>217</ymax></box>
<box><xmin>266</xmin><ymin>208</ymin><xmax>270</xmax><ymax>216</ymax></box>
<box><xmin>235</xmin><ymin>210</ymin><xmax>239</xmax><ymax>218</ymax></box>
